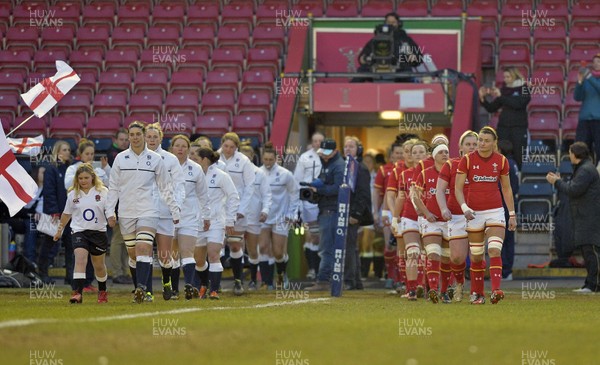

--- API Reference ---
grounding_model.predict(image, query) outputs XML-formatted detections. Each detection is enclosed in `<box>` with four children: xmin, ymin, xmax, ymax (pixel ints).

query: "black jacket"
<box><xmin>315</xmin><ymin>152</ymin><xmax>345</xmax><ymax>213</ymax></box>
<box><xmin>555</xmin><ymin>158</ymin><xmax>600</xmax><ymax>247</ymax></box>
<box><xmin>107</xmin><ymin>143</ymin><xmax>124</xmax><ymax>167</ymax></box>
<box><xmin>481</xmin><ymin>84</ymin><xmax>531</xmax><ymax>129</ymax></box>
<box><xmin>42</xmin><ymin>161</ymin><xmax>69</xmax><ymax>215</ymax></box>
<box><xmin>349</xmin><ymin>162</ymin><xmax>374</xmax><ymax>226</ymax></box>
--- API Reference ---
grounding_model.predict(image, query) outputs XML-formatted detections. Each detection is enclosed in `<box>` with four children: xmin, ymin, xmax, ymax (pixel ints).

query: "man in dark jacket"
<box><xmin>306</xmin><ymin>139</ymin><xmax>345</xmax><ymax>291</ymax></box>
<box><xmin>547</xmin><ymin>142</ymin><xmax>600</xmax><ymax>293</ymax></box>
<box><xmin>107</xmin><ymin>128</ymin><xmax>129</xmax><ymax>166</ymax></box>
<box><xmin>342</xmin><ymin>137</ymin><xmax>373</xmax><ymax>290</ymax></box>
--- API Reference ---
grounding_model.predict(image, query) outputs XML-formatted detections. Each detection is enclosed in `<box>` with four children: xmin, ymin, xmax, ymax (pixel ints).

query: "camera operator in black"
<box><xmin>305</xmin><ymin>139</ymin><xmax>345</xmax><ymax>291</ymax></box>
<box><xmin>356</xmin><ymin>13</ymin><xmax>423</xmax><ymax>78</ymax></box>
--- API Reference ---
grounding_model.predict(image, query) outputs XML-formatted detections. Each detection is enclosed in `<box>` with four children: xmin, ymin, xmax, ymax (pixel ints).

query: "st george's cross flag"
<box><xmin>0</xmin><ymin>127</ymin><xmax>38</xmax><ymax>216</ymax></box>
<box><xmin>7</xmin><ymin>135</ymin><xmax>44</xmax><ymax>156</ymax></box>
<box><xmin>20</xmin><ymin>60</ymin><xmax>80</xmax><ymax>118</ymax></box>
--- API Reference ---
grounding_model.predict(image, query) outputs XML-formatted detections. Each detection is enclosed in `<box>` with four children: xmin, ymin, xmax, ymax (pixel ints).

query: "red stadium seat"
<box><xmin>139</xmin><ymin>48</ymin><xmax>174</xmax><ymax>77</ymax></box>
<box><xmin>569</xmin><ymin>22</ymin><xmax>600</xmax><ymax>47</ymax></box>
<box><xmin>33</xmin><ymin>50</ymin><xmax>68</xmax><ymax>73</ymax></box>
<box><xmin>533</xmin><ymin>24</ymin><xmax>567</xmax><ymax>48</ymax></box>
<box><xmin>561</xmin><ymin>115</ymin><xmax>577</xmax><ymax>141</ymax></box>
<box><xmin>76</xmin><ymin>25</ymin><xmax>111</xmax><ymax>53</ymax></box>
<box><xmin>256</xmin><ymin>2</ymin><xmax>289</xmax><ymax>25</ymax></box>
<box><xmin>69</xmin><ymin>50</ymin><xmax>103</xmax><ymax>75</ymax></box>
<box><xmin>186</xmin><ymin>3</ymin><xmax>220</xmax><ymax>29</ymax></box>
<box><xmin>396</xmin><ymin>0</ymin><xmax>428</xmax><ymax>17</ymax></box>
<box><xmin>466</xmin><ymin>0</ymin><xmax>498</xmax><ymax>18</ymax></box>
<box><xmin>182</xmin><ymin>26</ymin><xmax>215</xmax><ymax>53</ymax></box>
<box><xmin>49</xmin><ymin>116</ymin><xmax>85</xmax><ymax>140</ymax></box>
<box><xmin>82</xmin><ymin>3</ymin><xmax>116</xmax><ymax>30</ymax></box>
<box><xmin>533</xmin><ymin>44</ymin><xmax>566</xmax><ymax>72</ymax></box>
<box><xmin>0</xmin><ymin>50</ymin><xmax>31</xmax><ymax>74</ymax></box>
<box><xmin>5</xmin><ymin>27</ymin><xmax>39</xmax><ymax>52</ymax></box>
<box><xmin>205</xmin><ymin>70</ymin><xmax>240</xmax><ymax>97</ymax></box>
<box><xmin>498</xmin><ymin>24</ymin><xmax>531</xmax><ymax>48</ymax></box>
<box><xmin>238</xmin><ymin>91</ymin><xmax>272</xmax><ymax>120</ymax></box>
<box><xmin>361</xmin><ymin>1</ymin><xmax>394</xmax><ymax>17</ymax></box>
<box><xmin>174</xmin><ymin>48</ymin><xmax>210</xmax><ymax>74</ymax></box>
<box><xmin>1</xmin><ymin>115</ymin><xmax>12</xmax><ymax>134</ymax></box>
<box><xmin>0</xmin><ymin>72</ymin><xmax>26</xmax><ymax>95</ymax></box>
<box><xmin>528</xmin><ymin>94</ymin><xmax>563</xmax><ymax>118</ymax></box>
<box><xmin>252</xmin><ymin>25</ymin><xmax>286</xmax><ymax>55</ymax></box>
<box><xmin>571</xmin><ymin>1</ymin><xmax>600</xmax><ymax>20</ymax></box>
<box><xmin>232</xmin><ymin>114</ymin><xmax>266</xmax><ymax>142</ymax></box>
<box><xmin>528</xmin><ymin>111</ymin><xmax>560</xmax><ymax>143</ymax></box>
<box><xmin>534</xmin><ymin>2</ymin><xmax>568</xmax><ymax>29</ymax></box>
<box><xmin>170</xmin><ymin>70</ymin><xmax>203</xmax><ymax>95</ymax></box>
<box><xmin>12</xmin><ymin>2</ymin><xmax>47</xmax><ymax>27</ymax></box>
<box><xmin>498</xmin><ymin>44</ymin><xmax>530</xmax><ymax>74</ymax></box>
<box><xmin>221</xmin><ymin>2</ymin><xmax>254</xmax><ymax>28</ymax></box>
<box><xmin>98</xmin><ymin>71</ymin><xmax>133</xmax><ymax>98</ymax></box>
<box><xmin>326</xmin><ymin>2</ymin><xmax>359</xmax><ymax>17</ymax></box>
<box><xmin>152</xmin><ymin>3</ymin><xmax>185</xmax><ymax>32</ymax></box>
<box><xmin>92</xmin><ymin>93</ymin><xmax>128</xmax><ymax>117</ymax></box>
<box><xmin>501</xmin><ymin>1</ymin><xmax>532</xmax><ymax>18</ymax></box>
<box><xmin>242</xmin><ymin>70</ymin><xmax>276</xmax><ymax>95</ymax></box>
<box><xmin>564</xmin><ymin>98</ymin><xmax>581</xmax><ymax>119</ymax></box>
<box><xmin>12</xmin><ymin>116</ymin><xmax>48</xmax><ymax>137</ymax></box>
<box><xmin>111</xmin><ymin>26</ymin><xmax>145</xmax><ymax>53</ymax></box>
<box><xmin>0</xmin><ymin>95</ymin><xmax>19</xmax><ymax>119</ymax></box>
<box><xmin>217</xmin><ymin>24</ymin><xmax>251</xmax><ymax>52</ymax></box>
<box><xmin>430</xmin><ymin>0</ymin><xmax>463</xmax><ymax>17</ymax></box>
<box><xmin>133</xmin><ymin>71</ymin><xmax>169</xmax><ymax>99</ymax></box>
<box><xmin>165</xmin><ymin>93</ymin><xmax>200</xmax><ymax>119</ymax></box>
<box><xmin>293</xmin><ymin>0</ymin><xmax>324</xmax><ymax>17</ymax></box>
<box><xmin>531</xmin><ymin>67</ymin><xmax>564</xmax><ymax>97</ymax></box>
<box><xmin>117</xmin><ymin>3</ymin><xmax>151</xmax><ymax>31</ymax></box>
<box><xmin>211</xmin><ymin>48</ymin><xmax>246</xmax><ymax>76</ymax></box>
<box><xmin>71</xmin><ymin>71</ymin><xmax>96</xmax><ymax>100</ymax></box>
<box><xmin>147</xmin><ymin>26</ymin><xmax>180</xmax><ymax>48</ymax></box>
<box><xmin>104</xmin><ymin>49</ymin><xmax>138</xmax><ymax>74</ymax></box>
<box><xmin>49</xmin><ymin>3</ymin><xmax>81</xmax><ymax>31</ymax></box>
<box><xmin>195</xmin><ymin>114</ymin><xmax>230</xmax><ymax>135</ymax></box>
<box><xmin>247</xmin><ymin>48</ymin><xmax>280</xmax><ymax>74</ymax></box>
<box><xmin>87</xmin><ymin>116</ymin><xmax>122</xmax><ymax>137</ymax></box>
<box><xmin>201</xmin><ymin>91</ymin><xmax>236</xmax><ymax>117</ymax></box>
<box><xmin>55</xmin><ymin>93</ymin><xmax>92</xmax><ymax>117</ymax></box>
<box><xmin>569</xmin><ymin>45</ymin><xmax>598</xmax><ymax>70</ymax></box>
<box><xmin>128</xmin><ymin>93</ymin><xmax>163</xmax><ymax>115</ymax></box>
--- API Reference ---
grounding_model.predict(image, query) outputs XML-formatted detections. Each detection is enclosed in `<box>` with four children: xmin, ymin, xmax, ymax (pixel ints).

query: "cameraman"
<box><xmin>356</xmin><ymin>13</ymin><xmax>423</xmax><ymax>78</ymax></box>
<box><xmin>306</xmin><ymin>139</ymin><xmax>345</xmax><ymax>291</ymax></box>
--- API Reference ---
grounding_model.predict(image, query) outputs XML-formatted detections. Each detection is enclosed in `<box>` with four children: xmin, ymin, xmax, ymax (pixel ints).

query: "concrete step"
<box><xmin>516</xmin><ymin>232</ymin><xmax>552</xmax><ymax>245</ymax></box>
<box><xmin>515</xmin><ymin>243</ymin><xmax>550</xmax><ymax>255</ymax></box>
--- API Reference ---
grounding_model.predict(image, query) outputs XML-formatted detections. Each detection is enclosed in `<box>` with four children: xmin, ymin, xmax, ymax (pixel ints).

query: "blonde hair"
<box><xmin>76</xmin><ymin>138</ymin><xmax>95</xmax><ymax>157</ymax></box>
<box><xmin>68</xmin><ymin>163</ymin><xmax>105</xmax><ymax>195</ymax></box>
<box><xmin>239</xmin><ymin>140</ymin><xmax>254</xmax><ymax>158</ymax></box>
<box><xmin>169</xmin><ymin>134</ymin><xmax>191</xmax><ymax>152</ymax></box>
<box><xmin>411</xmin><ymin>140</ymin><xmax>430</xmax><ymax>154</ymax></box>
<box><xmin>430</xmin><ymin>134</ymin><xmax>449</xmax><ymax>147</ymax></box>
<box><xmin>52</xmin><ymin>140</ymin><xmax>71</xmax><ymax>163</ymax></box>
<box><xmin>193</xmin><ymin>136</ymin><xmax>213</xmax><ymax>149</ymax></box>
<box><xmin>221</xmin><ymin>132</ymin><xmax>240</xmax><ymax>147</ymax></box>
<box><xmin>502</xmin><ymin>67</ymin><xmax>524</xmax><ymax>82</ymax></box>
<box><xmin>459</xmin><ymin>130</ymin><xmax>478</xmax><ymax>147</ymax></box>
<box><xmin>146</xmin><ymin>122</ymin><xmax>164</xmax><ymax>139</ymax></box>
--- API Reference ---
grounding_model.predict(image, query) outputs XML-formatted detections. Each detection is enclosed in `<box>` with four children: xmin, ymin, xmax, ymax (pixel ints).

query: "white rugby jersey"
<box><xmin>247</xmin><ymin>165</ymin><xmax>272</xmax><ymax>224</ymax></box>
<box><xmin>152</xmin><ymin>146</ymin><xmax>185</xmax><ymax>219</ymax></box>
<box><xmin>261</xmin><ymin>164</ymin><xmax>299</xmax><ymax>225</ymax></box>
<box><xmin>106</xmin><ymin>146</ymin><xmax>180</xmax><ymax>220</ymax></box>
<box><xmin>64</xmin><ymin>161</ymin><xmax>110</xmax><ymax>189</ymax></box>
<box><xmin>293</xmin><ymin>148</ymin><xmax>322</xmax><ymax>184</ymax></box>
<box><xmin>178</xmin><ymin>158</ymin><xmax>210</xmax><ymax>228</ymax></box>
<box><xmin>219</xmin><ymin>150</ymin><xmax>255</xmax><ymax>217</ymax></box>
<box><xmin>205</xmin><ymin>164</ymin><xmax>240</xmax><ymax>228</ymax></box>
<box><xmin>63</xmin><ymin>186</ymin><xmax>108</xmax><ymax>233</ymax></box>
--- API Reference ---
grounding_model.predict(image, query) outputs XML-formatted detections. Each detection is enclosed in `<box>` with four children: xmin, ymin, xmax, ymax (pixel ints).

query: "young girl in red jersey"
<box><xmin>397</xmin><ymin>140</ymin><xmax>428</xmax><ymax>300</ymax></box>
<box><xmin>436</xmin><ymin>131</ymin><xmax>478</xmax><ymax>302</ymax></box>
<box><xmin>413</xmin><ymin>143</ymin><xmax>450</xmax><ymax>303</ymax></box>
<box><xmin>455</xmin><ymin>127</ymin><xmax>517</xmax><ymax>304</ymax></box>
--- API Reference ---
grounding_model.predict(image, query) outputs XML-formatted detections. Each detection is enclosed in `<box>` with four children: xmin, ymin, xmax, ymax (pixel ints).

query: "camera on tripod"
<box><xmin>368</xmin><ymin>24</ymin><xmax>397</xmax><ymax>73</ymax></box>
<box><xmin>299</xmin><ymin>182</ymin><xmax>320</xmax><ymax>204</ymax></box>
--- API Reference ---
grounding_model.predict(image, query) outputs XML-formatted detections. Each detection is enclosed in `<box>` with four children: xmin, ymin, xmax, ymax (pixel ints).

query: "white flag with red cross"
<box><xmin>0</xmin><ymin>127</ymin><xmax>38</xmax><ymax>217</ymax></box>
<box><xmin>20</xmin><ymin>60</ymin><xmax>80</xmax><ymax>118</ymax></box>
<box><xmin>7</xmin><ymin>134</ymin><xmax>44</xmax><ymax>156</ymax></box>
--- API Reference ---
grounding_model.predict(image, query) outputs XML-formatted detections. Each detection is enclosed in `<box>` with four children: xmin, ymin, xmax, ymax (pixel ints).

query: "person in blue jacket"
<box><xmin>574</xmin><ymin>53</ymin><xmax>600</xmax><ymax>164</ymax></box>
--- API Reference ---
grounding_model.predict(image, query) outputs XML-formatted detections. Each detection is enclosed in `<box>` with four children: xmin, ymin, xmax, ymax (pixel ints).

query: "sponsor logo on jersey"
<box><xmin>73</xmin><ymin>198</ymin><xmax>79</xmax><ymax>204</ymax></box>
<box><xmin>147</xmin><ymin>155</ymin><xmax>151</xmax><ymax>160</ymax></box>
<box><xmin>95</xmin><ymin>194</ymin><xmax>101</xmax><ymax>202</ymax></box>
<box><xmin>472</xmin><ymin>175</ymin><xmax>498</xmax><ymax>182</ymax></box>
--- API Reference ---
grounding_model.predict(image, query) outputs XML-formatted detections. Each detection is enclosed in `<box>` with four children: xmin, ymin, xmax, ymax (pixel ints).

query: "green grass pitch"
<box><xmin>1</xmin><ymin>286</ymin><xmax>598</xmax><ymax>365</ymax></box>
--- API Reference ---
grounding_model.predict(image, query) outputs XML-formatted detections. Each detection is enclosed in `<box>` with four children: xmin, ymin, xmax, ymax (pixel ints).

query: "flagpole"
<box><xmin>6</xmin><ymin>114</ymin><xmax>36</xmax><ymax>138</ymax></box>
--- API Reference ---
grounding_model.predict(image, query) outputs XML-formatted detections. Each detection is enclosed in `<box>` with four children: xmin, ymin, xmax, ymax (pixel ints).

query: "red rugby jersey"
<box><xmin>415</xmin><ymin>165</ymin><xmax>447</xmax><ymax>222</ymax></box>
<box><xmin>411</xmin><ymin>156</ymin><xmax>434</xmax><ymax>183</ymax></box>
<box><xmin>400</xmin><ymin>167</ymin><xmax>418</xmax><ymax>220</ymax></box>
<box><xmin>457</xmin><ymin>151</ymin><xmax>509</xmax><ymax>211</ymax></box>
<box><xmin>374</xmin><ymin>162</ymin><xmax>395</xmax><ymax>195</ymax></box>
<box><xmin>385</xmin><ymin>160</ymin><xmax>407</xmax><ymax>193</ymax></box>
<box><xmin>438</xmin><ymin>158</ymin><xmax>470</xmax><ymax>215</ymax></box>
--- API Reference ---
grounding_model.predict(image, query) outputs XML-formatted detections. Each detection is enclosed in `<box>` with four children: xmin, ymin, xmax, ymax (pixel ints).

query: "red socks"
<box><xmin>490</xmin><ymin>256</ymin><xmax>503</xmax><ymax>291</ymax></box>
<box><xmin>426</xmin><ymin>259</ymin><xmax>440</xmax><ymax>291</ymax></box>
<box><xmin>440</xmin><ymin>262</ymin><xmax>452</xmax><ymax>293</ymax></box>
<box><xmin>451</xmin><ymin>262</ymin><xmax>466</xmax><ymax>284</ymax></box>
<box><xmin>470</xmin><ymin>260</ymin><xmax>486</xmax><ymax>295</ymax></box>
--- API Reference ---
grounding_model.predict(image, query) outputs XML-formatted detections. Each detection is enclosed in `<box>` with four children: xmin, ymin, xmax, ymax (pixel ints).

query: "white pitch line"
<box><xmin>0</xmin><ymin>297</ymin><xmax>330</xmax><ymax>329</ymax></box>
